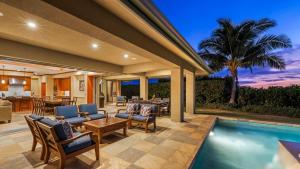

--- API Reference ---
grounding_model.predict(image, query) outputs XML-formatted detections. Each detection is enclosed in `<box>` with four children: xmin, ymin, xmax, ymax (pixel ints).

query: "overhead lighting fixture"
<box><xmin>26</xmin><ymin>21</ymin><xmax>37</xmax><ymax>29</ymax></box>
<box><xmin>123</xmin><ymin>54</ymin><xmax>129</xmax><ymax>59</ymax></box>
<box><xmin>0</xmin><ymin>12</ymin><xmax>4</xmax><ymax>17</ymax></box>
<box><xmin>91</xmin><ymin>43</ymin><xmax>99</xmax><ymax>49</ymax></box>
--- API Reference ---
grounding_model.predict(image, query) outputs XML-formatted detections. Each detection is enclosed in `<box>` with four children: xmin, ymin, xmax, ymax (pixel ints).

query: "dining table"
<box><xmin>43</xmin><ymin>99</ymin><xmax>64</xmax><ymax>114</ymax></box>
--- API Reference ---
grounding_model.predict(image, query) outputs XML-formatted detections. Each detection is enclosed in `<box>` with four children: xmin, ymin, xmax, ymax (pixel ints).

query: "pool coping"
<box><xmin>185</xmin><ymin>116</ymin><xmax>217</xmax><ymax>169</ymax></box>
<box><xmin>185</xmin><ymin>115</ymin><xmax>300</xmax><ymax>169</ymax></box>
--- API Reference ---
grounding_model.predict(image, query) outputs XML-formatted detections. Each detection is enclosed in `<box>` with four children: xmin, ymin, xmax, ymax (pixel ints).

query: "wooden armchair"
<box><xmin>36</xmin><ymin>120</ymin><xmax>99</xmax><ymax>169</ymax></box>
<box><xmin>24</xmin><ymin>115</ymin><xmax>46</xmax><ymax>160</ymax></box>
<box><xmin>131</xmin><ymin>104</ymin><xmax>157</xmax><ymax>133</ymax></box>
<box><xmin>116</xmin><ymin>96</ymin><xmax>126</xmax><ymax>106</ymax></box>
<box><xmin>55</xmin><ymin>105</ymin><xmax>86</xmax><ymax>127</ymax></box>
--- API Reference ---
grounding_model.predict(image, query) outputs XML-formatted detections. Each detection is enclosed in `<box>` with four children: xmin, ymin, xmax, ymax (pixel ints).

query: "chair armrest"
<box><xmin>55</xmin><ymin>116</ymin><xmax>65</xmax><ymax>120</ymax></box>
<box><xmin>59</xmin><ymin>131</ymin><xmax>93</xmax><ymax>145</ymax></box>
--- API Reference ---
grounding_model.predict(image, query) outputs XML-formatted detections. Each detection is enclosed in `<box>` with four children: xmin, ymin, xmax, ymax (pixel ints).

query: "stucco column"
<box><xmin>140</xmin><ymin>76</ymin><xmax>148</xmax><ymax>100</ymax></box>
<box><xmin>116</xmin><ymin>80</ymin><xmax>121</xmax><ymax>96</ymax></box>
<box><xmin>171</xmin><ymin>67</ymin><xmax>184</xmax><ymax>122</ymax></box>
<box><xmin>186</xmin><ymin>71</ymin><xmax>195</xmax><ymax>114</ymax></box>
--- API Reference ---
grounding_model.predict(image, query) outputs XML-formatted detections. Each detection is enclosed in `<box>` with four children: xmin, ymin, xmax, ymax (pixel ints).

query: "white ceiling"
<box><xmin>0</xmin><ymin>2</ymin><xmax>150</xmax><ymax>66</ymax></box>
<box><xmin>0</xmin><ymin>60</ymin><xmax>75</xmax><ymax>75</ymax></box>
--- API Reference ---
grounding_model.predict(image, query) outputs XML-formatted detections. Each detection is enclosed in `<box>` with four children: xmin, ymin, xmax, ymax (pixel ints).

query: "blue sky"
<box><xmin>153</xmin><ymin>0</ymin><xmax>300</xmax><ymax>88</ymax></box>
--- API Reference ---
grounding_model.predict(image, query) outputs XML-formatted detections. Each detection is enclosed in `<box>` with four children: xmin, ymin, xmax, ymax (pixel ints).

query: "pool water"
<box><xmin>192</xmin><ymin>120</ymin><xmax>300</xmax><ymax>169</ymax></box>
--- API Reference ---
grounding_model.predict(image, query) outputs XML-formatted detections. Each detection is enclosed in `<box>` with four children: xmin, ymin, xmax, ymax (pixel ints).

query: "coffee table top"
<box><xmin>83</xmin><ymin>117</ymin><xmax>128</xmax><ymax>128</ymax></box>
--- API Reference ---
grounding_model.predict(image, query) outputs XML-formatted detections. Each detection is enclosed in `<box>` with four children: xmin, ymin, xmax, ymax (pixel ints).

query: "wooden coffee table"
<box><xmin>83</xmin><ymin>117</ymin><xmax>128</xmax><ymax>143</ymax></box>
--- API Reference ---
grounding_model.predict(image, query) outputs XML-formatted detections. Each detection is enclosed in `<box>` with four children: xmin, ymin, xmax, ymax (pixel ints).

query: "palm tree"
<box><xmin>199</xmin><ymin>18</ymin><xmax>292</xmax><ymax>104</ymax></box>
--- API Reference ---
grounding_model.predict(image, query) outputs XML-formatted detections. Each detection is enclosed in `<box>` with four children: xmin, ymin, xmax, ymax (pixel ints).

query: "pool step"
<box><xmin>278</xmin><ymin>140</ymin><xmax>300</xmax><ymax>169</ymax></box>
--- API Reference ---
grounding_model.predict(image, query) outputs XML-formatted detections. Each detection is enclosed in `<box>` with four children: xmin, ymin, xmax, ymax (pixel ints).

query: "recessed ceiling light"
<box><xmin>91</xmin><ymin>43</ymin><xmax>99</xmax><ymax>49</ymax></box>
<box><xmin>131</xmin><ymin>57</ymin><xmax>137</xmax><ymax>60</ymax></box>
<box><xmin>26</xmin><ymin>21</ymin><xmax>37</xmax><ymax>29</ymax></box>
<box><xmin>0</xmin><ymin>12</ymin><xmax>4</xmax><ymax>17</ymax></box>
<box><xmin>123</xmin><ymin>54</ymin><xmax>129</xmax><ymax>58</ymax></box>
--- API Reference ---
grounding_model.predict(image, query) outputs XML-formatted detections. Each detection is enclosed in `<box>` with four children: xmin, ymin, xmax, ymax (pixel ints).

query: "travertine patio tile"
<box><xmin>0</xmin><ymin>112</ymin><xmax>216</xmax><ymax>169</ymax></box>
<box><xmin>132</xmin><ymin>140</ymin><xmax>156</xmax><ymax>152</ymax></box>
<box><xmin>134</xmin><ymin>154</ymin><xmax>166</xmax><ymax>169</ymax></box>
<box><xmin>117</xmin><ymin>147</ymin><xmax>145</xmax><ymax>163</ymax></box>
<box><xmin>148</xmin><ymin>144</ymin><xmax>176</xmax><ymax>159</ymax></box>
<box><xmin>144</xmin><ymin>135</ymin><xmax>165</xmax><ymax>145</ymax></box>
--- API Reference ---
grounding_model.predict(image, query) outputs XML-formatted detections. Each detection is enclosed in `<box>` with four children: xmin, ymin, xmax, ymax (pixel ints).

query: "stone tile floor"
<box><xmin>0</xmin><ymin>113</ymin><xmax>215</xmax><ymax>169</ymax></box>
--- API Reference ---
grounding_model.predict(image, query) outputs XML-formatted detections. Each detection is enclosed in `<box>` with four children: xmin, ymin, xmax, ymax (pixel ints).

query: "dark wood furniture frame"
<box><xmin>24</xmin><ymin>115</ymin><xmax>45</xmax><ymax>161</ymax></box>
<box><xmin>36</xmin><ymin>121</ymin><xmax>99</xmax><ymax>169</ymax></box>
<box><xmin>83</xmin><ymin>118</ymin><xmax>128</xmax><ymax>143</ymax></box>
<box><xmin>116</xmin><ymin>108</ymin><xmax>156</xmax><ymax>133</ymax></box>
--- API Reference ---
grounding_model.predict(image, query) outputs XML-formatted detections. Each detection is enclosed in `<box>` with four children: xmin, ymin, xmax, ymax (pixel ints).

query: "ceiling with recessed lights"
<box><xmin>0</xmin><ymin>60</ymin><xmax>75</xmax><ymax>75</ymax></box>
<box><xmin>0</xmin><ymin>2</ymin><xmax>151</xmax><ymax>66</ymax></box>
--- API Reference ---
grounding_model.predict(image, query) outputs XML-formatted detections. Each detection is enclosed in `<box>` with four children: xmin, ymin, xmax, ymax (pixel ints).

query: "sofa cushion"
<box><xmin>64</xmin><ymin>117</ymin><xmax>86</xmax><ymax>125</ymax></box>
<box><xmin>126</xmin><ymin>103</ymin><xmax>135</xmax><ymax>113</ymax></box>
<box><xmin>140</xmin><ymin>105</ymin><xmax>152</xmax><ymax>116</ymax></box>
<box><xmin>56</xmin><ymin>106</ymin><xmax>78</xmax><ymax>119</ymax></box>
<box><xmin>89</xmin><ymin>114</ymin><xmax>106</xmax><ymax>120</ymax></box>
<box><xmin>63</xmin><ymin>135</ymin><xmax>93</xmax><ymax>154</ymax></box>
<box><xmin>79</xmin><ymin>104</ymin><xmax>97</xmax><ymax>115</ymax></box>
<box><xmin>115</xmin><ymin>113</ymin><xmax>130</xmax><ymax>119</ymax></box>
<box><xmin>132</xmin><ymin>115</ymin><xmax>154</xmax><ymax>122</ymax></box>
<box><xmin>117</xmin><ymin>96</ymin><xmax>126</xmax><ymax>101</ymax></box>
<box><xmin>29</xmin><ymin>114</ymin><xmax>44</xmax><ymax>121</ymax></box>
<box><xmin>61</xmin><ymin>121</ymin><xmax>73</xmax><ymax>139</ymax></box>
<box><xmin>40</xmin><ymin>118</ymin><xmax>69</xmax><ymax>140</ymax></box>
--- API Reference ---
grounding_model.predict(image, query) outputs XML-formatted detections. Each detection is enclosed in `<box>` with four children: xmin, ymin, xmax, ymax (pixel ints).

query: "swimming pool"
<box><xmin>192</xmin><ymin>119</ymin><xmax>300</xmax><ymax>169</ymax></box>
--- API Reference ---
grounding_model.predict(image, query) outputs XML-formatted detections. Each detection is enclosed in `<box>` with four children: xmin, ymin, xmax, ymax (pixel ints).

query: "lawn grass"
<box><xmin>196</xmin><ymin>108</ymin><xmax>300</xmax><ymax>125</ymax></box>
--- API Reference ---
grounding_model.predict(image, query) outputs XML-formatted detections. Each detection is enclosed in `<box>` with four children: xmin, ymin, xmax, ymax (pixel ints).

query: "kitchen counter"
<box><xmin>2</xmin><ymin>96</ymin><xmax>33</xmax><ymax>112</ymax></box>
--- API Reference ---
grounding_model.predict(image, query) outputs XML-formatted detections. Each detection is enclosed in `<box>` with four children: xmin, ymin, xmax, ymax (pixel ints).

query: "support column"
<box><xmin>186</xmin><ymin>71</ymin><xmax>195</xmax><ymax>114</ymax></box>
<box><xmin>140</xmin><ymin>76</ymin><xmax>148</xmax><ymax>100</ymax></box>
<box><xmin>116</xmin><ymin>80</ymin><xmax>121</xmax><ymax>96</ymax></box>
<box><xmin>171</xmin><ymin>67</ymin><xmax>184</xmax><ymax>122</ymax></box>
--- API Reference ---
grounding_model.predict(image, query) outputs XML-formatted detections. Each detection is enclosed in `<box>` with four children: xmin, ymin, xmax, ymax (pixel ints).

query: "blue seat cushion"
<box><xmin>63</xmin><ymin>134</ymin><xmax>93</xmax><ymax>154</ymax></box>
<box><xmin>89</xmin><ymin>114</ymin><xmax>106</xmax><ymax>120</ymax></box>
<box><xmin>117</xmin><ymin>96</ymin><xmax>125</xmax><ymax>101</ymax></box>
<box><xmin>132</xmin><ymin>115</ymin><xmax>155</xmax><ymax>122</ymax></box>
<box><xmin>56</xmin><ymin>106</ymin><xmax>78</xmax><ymax>119</ymax></box>
<box><xmin>40</xmin><ymin>118</ymin><xmax>68</xmax><ymax>140</ymax></box>
<box><xmin>29</xmin><ymin>114</ymin><xmax>44</xmax><ymax>121</ymax></box>
<box><xmin>64</xmin><ymin>117</ymin><xmax>86</xmax><ymax>125</ymax></box>
<box><xmin>79</xmin><ymin>104</ymin><xmax>97</xmax><ymax>115</ymax></box>
<box><xmin>115</xmin><ymin>113</ymin><xmax>130</xmax><ymax>119</ymax></box>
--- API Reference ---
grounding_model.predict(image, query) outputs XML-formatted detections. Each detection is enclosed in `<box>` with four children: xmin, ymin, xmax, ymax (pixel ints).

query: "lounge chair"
<box><xmin>55</xmin><ymin>105</ymin><xmax>86</xmax><ymax>127</ymax></box>
<box><xmin>131</xmin><ymin>104</ymin><xmax>157</xmax><ymax>133</ymax></box>
<box><xmin>116</xmin><ymin>96</ymin><xmax>126</xmax><ymax>106</ymax></box>
<box><xmin>78</xmin><ymin>104</ymin><xmax>107</xmax><ymax>120</ymax></box>
<box><xmin>24</xmin><ymin>114</ymin><xmax>46</xmax><ymax>160</ymax></box>
<box><xmin>36</xmin><ymin>118</ymin><xmax>99</xmax><ymax>169</ymax></box>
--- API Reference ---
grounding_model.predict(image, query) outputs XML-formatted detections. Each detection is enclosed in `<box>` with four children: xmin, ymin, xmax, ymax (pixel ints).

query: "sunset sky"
<box><xmin>153</xmin><ymin>0</ymin><xmax>300</xmax><ymax>88</ymax></box>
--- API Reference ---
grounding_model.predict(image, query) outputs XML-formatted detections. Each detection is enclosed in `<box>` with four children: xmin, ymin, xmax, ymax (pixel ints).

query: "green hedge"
<box><xmin>121</xmin><ymin>82</ymin><xmax>170</xmax><ymax>99</ymax></box>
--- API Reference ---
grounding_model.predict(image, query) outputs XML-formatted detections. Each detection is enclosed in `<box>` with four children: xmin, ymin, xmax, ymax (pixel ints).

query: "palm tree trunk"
<box><xmin>229</xmin><ymin>75</ymin><xmax>237</xmax><ymax>104</ymax></box>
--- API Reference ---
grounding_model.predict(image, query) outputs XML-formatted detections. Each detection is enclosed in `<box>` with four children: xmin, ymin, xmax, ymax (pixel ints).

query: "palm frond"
<box><xmin>256</xmin><ymin>34</ymin><xmax>292</xmax><ymax>50</ymax></box>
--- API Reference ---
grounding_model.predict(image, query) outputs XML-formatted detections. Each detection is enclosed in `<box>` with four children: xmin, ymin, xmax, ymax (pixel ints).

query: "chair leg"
<box><xmin>40</xmin><ymin>145</ymin><xmax>46</xmax><ymax>160</ymax></box>
<box><xmin>145</xmin><ymin>123</ymin><xmax>148</xmax><ymax>133</ymax></box>
<box><xmin>95</xmin><ymin>145</ymin><xmax>99</xmax><ymax>160</ymax></box>
<box><xmin>31</xmin><ymin>139</ymin><xmax>37</xmax><ymax>151</ymax></box>
<box><xmin>154</xmin><ymin>121</ymin><xmax>156</xmax><ymax>131</ymax></box>
<box><xmin>44</xmin><ymin>149</ymin><xmax>50</xmax><ymax>164</ymax></box>
<box><xmin>59</xmin><ymin>158</ymin><xmax>65</xmax><ymax>169</ymax></box>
